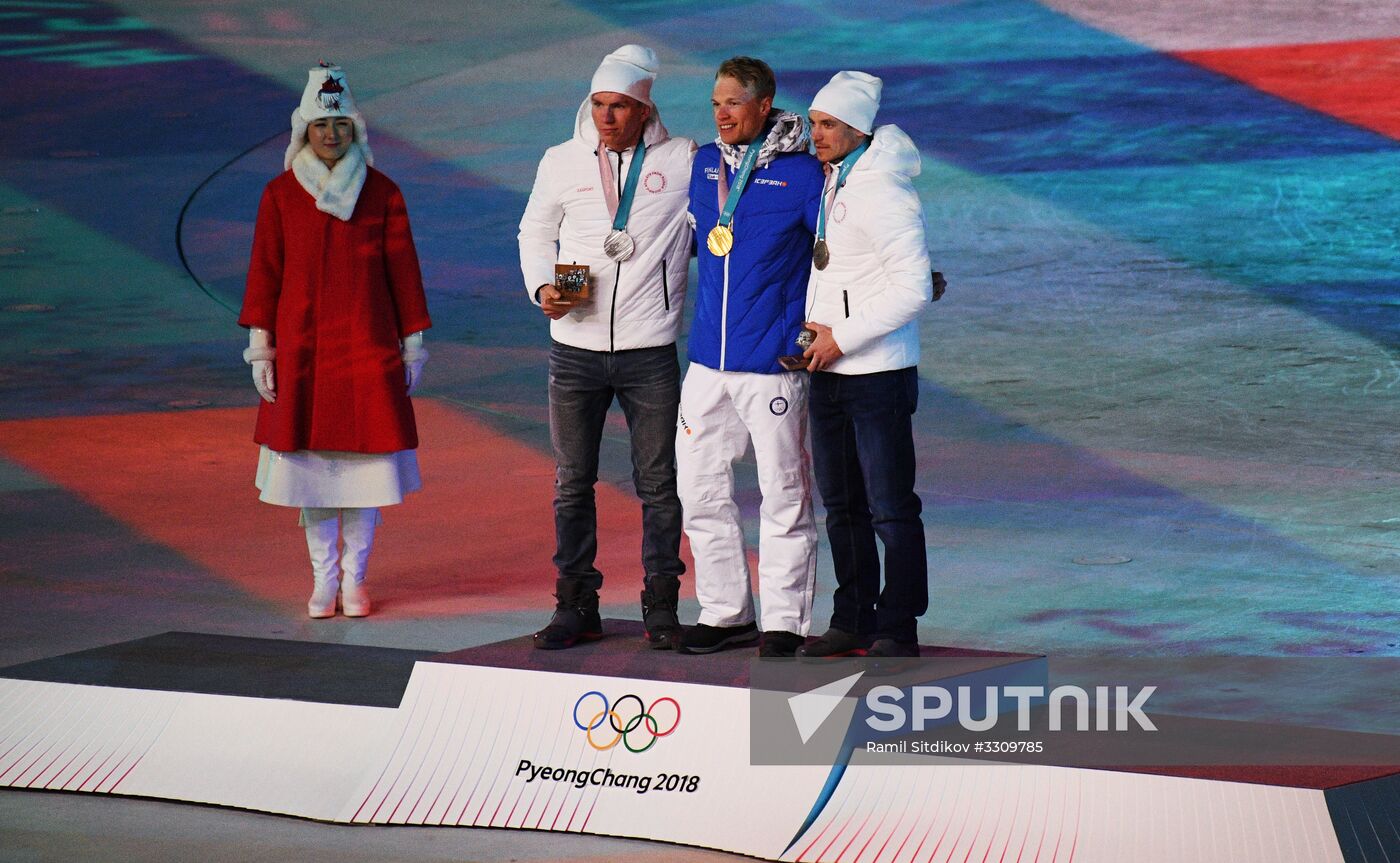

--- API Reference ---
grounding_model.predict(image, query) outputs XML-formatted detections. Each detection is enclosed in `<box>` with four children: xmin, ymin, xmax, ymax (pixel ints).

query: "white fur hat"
<box><xmin>810</xmin><ymin>70</ymin><xmax>882</xmax><ymax>135</ymax></box>
<box><xmin>284</xmin><ymin>64</ymin><xmax>373</xmax><ymax>170</ymax></box>
<box><xmin>589</xmin><ymin>44</ymin><xmax>659</xmax><ymax>107</ymax></box>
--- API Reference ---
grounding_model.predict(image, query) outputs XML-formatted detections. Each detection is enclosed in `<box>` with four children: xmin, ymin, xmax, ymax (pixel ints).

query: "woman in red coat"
<box><xmin>239</xmin><ymin>64</ymin><xmax>432</xmax><ymax>618</ymax></box>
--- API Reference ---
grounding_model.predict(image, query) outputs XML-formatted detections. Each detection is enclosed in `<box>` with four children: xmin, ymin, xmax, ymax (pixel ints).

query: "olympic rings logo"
<box><xmin>572</xmin><ymin>691</ymin><xmax>681</xmax><ymax>753</ymax></box>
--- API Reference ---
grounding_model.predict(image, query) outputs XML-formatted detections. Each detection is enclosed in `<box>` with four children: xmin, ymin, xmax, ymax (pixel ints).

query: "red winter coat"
<box><xmin>238</xmin><ymin>167</ymin><xmax>432</xmax><ymax>453</ymax></box>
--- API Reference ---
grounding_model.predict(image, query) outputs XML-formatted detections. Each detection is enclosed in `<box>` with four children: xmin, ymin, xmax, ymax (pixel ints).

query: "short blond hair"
<box><xmin>716</xmin><ymin>56</ymin><xmax>775</xmax><ymax>100</ymax></box>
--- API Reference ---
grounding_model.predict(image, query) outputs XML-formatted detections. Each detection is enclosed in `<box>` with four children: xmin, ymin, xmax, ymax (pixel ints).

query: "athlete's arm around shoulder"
<box><xmin>792</xmin><ymin>152</ymin><xmax>825</xmax><ymax>233</ymax></box>
<box><xmin>653</xmin><ymin>135</ymin><xmax>699</xmax><ymax>203</ymax></box>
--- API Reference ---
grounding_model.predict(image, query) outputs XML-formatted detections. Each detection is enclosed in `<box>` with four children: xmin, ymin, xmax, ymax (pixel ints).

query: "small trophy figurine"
<box><xmin>553</xmin><ymin>262</ymin><xmax>591</xmax><ymax>307</ymax></box>
<box><xmin>778</xmin><ymin>327</ymin><xmax>817</xmax><ymax>371</ymax></box>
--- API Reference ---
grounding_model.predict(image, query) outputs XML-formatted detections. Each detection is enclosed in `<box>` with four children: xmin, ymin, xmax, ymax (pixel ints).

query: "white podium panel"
<box><xmin>0</xmin><ymin>659</ymin><xmax>1353</xmax><ymax>862</ymax></box>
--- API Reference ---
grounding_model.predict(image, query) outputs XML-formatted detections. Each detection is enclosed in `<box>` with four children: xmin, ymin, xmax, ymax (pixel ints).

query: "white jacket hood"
<box><xmin>572</xmin><ymin>98</ymin><xmax>670</xmax><ymax>151</ymax></box>
<box><xmin>850</xmin><ymin>124</ymin><xmax>920</xmax><ymax>179</ymax></box>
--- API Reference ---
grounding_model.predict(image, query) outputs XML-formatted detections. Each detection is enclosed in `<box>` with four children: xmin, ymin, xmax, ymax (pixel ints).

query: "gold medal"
<box><xmin>706</xmin><ymin>224</ymin><xmax>733</xmax><ymax>257</ymax></box>
<box><xmin>813</xmin><ymin>238</ymin><xmax>830</xmax><ymax>270</ymax></box>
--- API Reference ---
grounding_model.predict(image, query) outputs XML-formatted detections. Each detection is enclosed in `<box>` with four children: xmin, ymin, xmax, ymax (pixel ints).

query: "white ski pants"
<box><xmin>675</xmin><ymin>363</ymin><xmax>817</xmax><ymax>634</ymax></box>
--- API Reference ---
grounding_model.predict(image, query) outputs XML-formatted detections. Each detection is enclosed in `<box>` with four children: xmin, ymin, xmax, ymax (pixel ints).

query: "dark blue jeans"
<box><xmin>810</xmin><ymin>366</ymin><xmax>927</xmax><ymax>644</ymax></box>
<box><xmin>549</xmin><ymin>340</ymin><xmax>684</xmax><ymax>589</ymax></box>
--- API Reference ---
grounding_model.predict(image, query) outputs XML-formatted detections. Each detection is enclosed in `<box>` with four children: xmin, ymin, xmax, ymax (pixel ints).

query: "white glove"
<box><xmin>243</xmin><ymin>327</ymin><xmax>276</xmax><ymax>403</ymax></box>
<box><xmin>252</xmin><ymin>361</ymin><xmax>275</xmax><ymax>403</ymax></box>
<box><xmin>401</xmin><ymin>331</ymin><xmax>428</xmax><ymax>395</ymax></box>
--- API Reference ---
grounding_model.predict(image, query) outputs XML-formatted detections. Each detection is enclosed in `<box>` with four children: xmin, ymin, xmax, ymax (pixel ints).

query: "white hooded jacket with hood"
<box><xmin>519</xmin><ymin>101</ymin><xmax>697</xmax><ymax>352</ymax></box>
<box><xmin>805</xmin><ymin>124</ymin><xmax>933</xmax><ymax>375</ymax></box>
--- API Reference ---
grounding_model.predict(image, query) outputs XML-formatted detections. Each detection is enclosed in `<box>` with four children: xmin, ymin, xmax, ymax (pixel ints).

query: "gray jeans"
<box><xmin>548</xmin><ymin>340</ymin><xmax>684</xmax><ymax>589</ymax></box>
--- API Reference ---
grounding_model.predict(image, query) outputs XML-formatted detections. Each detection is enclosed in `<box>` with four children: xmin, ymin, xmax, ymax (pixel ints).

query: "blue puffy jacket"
<box><xmin>687</xmin><ymin>142</ymin><xmax>823</xmax><ymax>373</ymax></box>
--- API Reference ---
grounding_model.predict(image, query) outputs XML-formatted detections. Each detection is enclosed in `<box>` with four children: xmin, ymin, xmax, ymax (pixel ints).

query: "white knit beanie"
<box><xmin>810</xmin><ymin>70</ymin><xmax>882</xmax><ymax>135</ymax></box>
<box><xmin>284</xmin><ymin>64</ymin><xmax>373</xmax><ymax>170</ymax></box>
<box><xmin>589</xmin><ymin>44</ymin><xmax>659</xmax><ymax>107</ymax></box>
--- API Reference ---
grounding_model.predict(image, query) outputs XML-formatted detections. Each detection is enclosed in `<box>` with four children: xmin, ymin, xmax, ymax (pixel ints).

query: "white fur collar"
<box><xmin>291</xmin><ymin>143</ymin><xmax>367</xmax><ymax>221</ymax></box>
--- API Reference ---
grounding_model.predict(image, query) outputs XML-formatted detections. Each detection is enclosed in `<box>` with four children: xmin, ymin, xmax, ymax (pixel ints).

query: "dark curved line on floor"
<box><xmin>173</xmin><ymin>129</ymin><xmax>284</xmax><ymax>317</ymax></box>
<box><xmin>173</xmin><ymin>65</ymin><xmax>471</xmax><ymax>319</ymax></box>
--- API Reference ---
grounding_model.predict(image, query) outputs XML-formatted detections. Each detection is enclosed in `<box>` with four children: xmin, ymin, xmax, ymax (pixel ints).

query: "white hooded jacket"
<box><xmin>519</xmin><ymin>101</ymin><xmax>697</xmax><ymax>352</ymax></box>
<box><xmin>805</xmin><ymin>124</ymin><xmax>933</xmax><ymax>374</ymax></box>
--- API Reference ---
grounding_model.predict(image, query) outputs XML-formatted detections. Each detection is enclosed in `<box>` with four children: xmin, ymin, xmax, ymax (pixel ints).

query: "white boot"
<box><xmin>340</xmin><ymin>507</ymin><xmax>379</xmax><ymax>617</ymax></box>
<box><xmin>302</xmin><ymin>508</ymin><xmax>342</xmax><ymax>618</ymax></box>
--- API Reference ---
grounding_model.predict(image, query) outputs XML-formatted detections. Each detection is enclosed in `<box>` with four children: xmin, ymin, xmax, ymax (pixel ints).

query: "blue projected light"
<box><xmin>569</xmin><ymin>0</ymin><xmax>1148</xmax><ymax>66</ymax></box>
<box><xmin>785</xmin><ymin>55</ymin><xmax>1397</xmax><ymax>175</ymax></box>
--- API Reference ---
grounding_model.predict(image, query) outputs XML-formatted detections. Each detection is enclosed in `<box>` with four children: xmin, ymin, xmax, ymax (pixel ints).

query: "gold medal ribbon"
<box><xmin>707</xmin><ymin>136</ymin><xmax>765</xmax><ymax>257</ymax></box>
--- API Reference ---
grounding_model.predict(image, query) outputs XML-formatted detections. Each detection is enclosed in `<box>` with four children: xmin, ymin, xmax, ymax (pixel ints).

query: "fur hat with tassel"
<box><xmin>284</xmin><ymin>63</ymin><xmax>374</xmax><ymax>170</ymax></box>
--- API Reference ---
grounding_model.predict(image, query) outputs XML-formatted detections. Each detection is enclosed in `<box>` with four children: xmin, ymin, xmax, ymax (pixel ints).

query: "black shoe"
<box><xmin>865</xmin><ymin>638</ymin><xmax>920</xmax><ymax>658</ymax></box>
<box><xmin>795</xmin><ymin>628</ymin><xmax>869</xmax><ymax>658</ymax></box>
<box><xmin>759</xmin><ymin>631</ymin><xmax>805</xmax><ymax>658</ymax></box>
<box><xmin>678</xmin><ymin>622</ymin><xmax>759</xmax><ymax>654</ymax></box>
<box><xmin>640</xmin><ymin>576</ymin><xmax>681</xmax><ymax>651</ymax></box>
<box><xmin>532</xmin><ymin>579</ymin><xmax>603</xmax><ymax>650</ymax></box>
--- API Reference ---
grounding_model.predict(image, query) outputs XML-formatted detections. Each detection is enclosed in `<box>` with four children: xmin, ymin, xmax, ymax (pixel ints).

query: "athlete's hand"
<box><xmin>537</xmin><ymin>284</ymin><xmax>571</xmax><ymax>320</ymax></box>
<box><xmin>802</xmin><ymin>322</ymin><xmax>843</xmax><ymax>372</ymax></box>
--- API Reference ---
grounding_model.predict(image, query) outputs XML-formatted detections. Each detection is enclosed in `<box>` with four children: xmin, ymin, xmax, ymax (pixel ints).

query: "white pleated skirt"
<box><xmin>255</xmin><ymin>446</ymin><xmax>421</xmax><ymax>508</ymax></box>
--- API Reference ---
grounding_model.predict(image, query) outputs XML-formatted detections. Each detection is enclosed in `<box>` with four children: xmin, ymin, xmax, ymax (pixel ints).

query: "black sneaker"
<box><xmin>759</xmin><ymin>631</ymin><xmax>805</xmax><ymax>657</ymax></box>
<box><xmin>865</xmin><ymin>638</ymin><xmax>920</xmax><ymax>658</ymax></box>
<box><xmin>532</xmin><ymin>579</ymin><xmax>603</xmax><ymax>650</ymax></box>
<box><xmin>640</xmin><ymin>576</ymin><xmax>681</xmax><ymax>651</ymax></box>
<box><xmin>678</xmin><ymin>622</ymin><xmax>759</xmax><ymax>654</ymax></box>
<box><xmin>795</xmin><ymin>628</ymin><xmax>869</xmax><ymax>658</ymax></box>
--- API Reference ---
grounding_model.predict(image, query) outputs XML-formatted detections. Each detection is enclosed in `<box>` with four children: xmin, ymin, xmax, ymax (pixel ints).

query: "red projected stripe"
<box><xmin>1176</xmin><ymin>38</ymin><xmax>1400</xmax><ymax>141</ymax></box>
<box><xmin>0</xmin><ymin>400</ymin><xmax>693</xmax><ymax>616</ymax></box>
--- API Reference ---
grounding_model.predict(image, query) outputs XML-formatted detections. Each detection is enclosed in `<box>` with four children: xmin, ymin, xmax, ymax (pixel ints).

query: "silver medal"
<box><xmin>604</xmin><ymin>229</ymin><xmax>636</xmax><ymax>262</ymax></box>
<box><xmin>813</xmin><ymin>238</ymin><xmax>830</xmax><ymax>270</ymax></box>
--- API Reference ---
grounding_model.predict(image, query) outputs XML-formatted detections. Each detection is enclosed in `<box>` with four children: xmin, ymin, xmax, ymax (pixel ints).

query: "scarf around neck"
<box><xmin>291</xmin><ymin>142</ymin><xmax>367</xmax><ymax>221</ymax></box>
<box><xmin>717</xmin><ymin>109</ymin><xmax>810</xmax><ymax>170</ymax></box>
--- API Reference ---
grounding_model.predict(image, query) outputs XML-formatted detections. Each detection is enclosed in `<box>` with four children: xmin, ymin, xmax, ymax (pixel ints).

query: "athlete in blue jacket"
<box><xmin>676</xmin><ymin>57</ymin><xmax>824</xmax><ymax>657</ymax></box>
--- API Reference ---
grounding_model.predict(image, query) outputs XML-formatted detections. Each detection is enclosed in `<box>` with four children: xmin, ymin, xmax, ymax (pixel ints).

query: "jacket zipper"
<box><xmin>719</xmin><ymin>158</ymin><xmax>737</xmax><ymax>370</ymax></box>
<box><xmin>720</xmin><ymin>241</ymin><xmax>731</xmax><ymax>370</ymax></box>
<box><xmin>661</xmin><ymin>258</ymin><xmax>670</xmax><ymax>311</ymax></box>
<box><xmin>611</xmin><ymin>262</ymin><xmax>621</xmax><ymax>352</ymax></box>
<box><xmin>842</xmin><ymin>290</ymin><xmax>850</xmax><ymax>319</ymax></box>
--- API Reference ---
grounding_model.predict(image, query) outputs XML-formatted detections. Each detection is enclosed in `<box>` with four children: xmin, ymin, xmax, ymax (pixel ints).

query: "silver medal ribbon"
<box><xmin>598</xmin><ymin>138</ymin><xmax>647</xmax><ymax>262</ymax></box>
